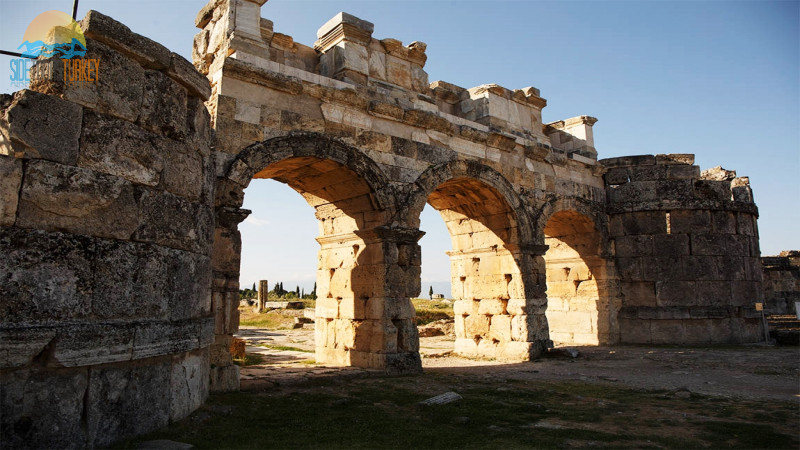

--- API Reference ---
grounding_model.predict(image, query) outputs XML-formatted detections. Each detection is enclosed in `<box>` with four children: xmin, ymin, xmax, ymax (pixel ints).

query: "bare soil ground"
<box><xmin>236</xmin><ymin>326</ymin><xmax>799</xmax><ymax>403</ymax></box>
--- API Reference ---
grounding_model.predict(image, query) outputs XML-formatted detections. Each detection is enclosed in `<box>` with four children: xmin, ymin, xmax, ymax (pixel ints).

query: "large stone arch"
<box><xmin>210</xmin><ymin>132</ymin><xmax>421</xmax><ymax>388</ymax></box>
<box><xmin>536</xmin><ymin>197</ymin><xmax>621</xmax><ymax>345</ymax></box>
<box><xmin>403</xmin><ymin>160</ymin><xmax>549</xmax><ymax>361</ymax></box>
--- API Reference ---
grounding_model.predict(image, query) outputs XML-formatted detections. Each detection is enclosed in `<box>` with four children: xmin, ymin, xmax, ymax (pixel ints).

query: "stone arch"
<box><xmin>537</xmin><ymin>198</ymin><xmax>620</xmax><ymax>345</ymax></box>
<box><xmin>405</xmin><ymin>160</ymin><xmax>548</xmax><ymax>361</ymax></box>
<box><xmin>211</xmin><ymin>132</ymin><xmax>421</xmax><ymax>387</ymax></box>
<box><xmin>404</xmin><ymin>160</ymin><xmax>534</xmax><ymax>243</ymax></box>
<box><xmin>221</xmin><ymin>132</ymin><xmax>394</xmax><ymax>214</ymax></box>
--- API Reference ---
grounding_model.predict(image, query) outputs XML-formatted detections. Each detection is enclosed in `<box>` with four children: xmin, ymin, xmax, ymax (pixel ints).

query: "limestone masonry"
<box><xmin>0</xmin><ymin>1</ymin><xmax>765</xmax><ymax>447</ymax></box>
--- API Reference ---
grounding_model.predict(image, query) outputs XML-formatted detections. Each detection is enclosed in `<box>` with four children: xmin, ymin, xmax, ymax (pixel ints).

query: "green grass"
<box><xmin>258</xmin><ymin>344</ymin><xmax>314</xmax><ymax>353</ymax></box>
<box><xmin>412</xmin><ymin>298</ymin><xmax>454</xmax><ymax>326</ymax></box>
<box><xmin>231</xmin><ymin>353</ymin><xmax>264</xmax><ymax>367</ymax></box>
<box><xmin>115</xmin><ymin>373</ymin><xmax>799</xmax><ymax>449</ymax></box>
<box><xmin>238</xmin><ymin>310</ymin><xmax>297</xmax><ymax>329</ymax></box>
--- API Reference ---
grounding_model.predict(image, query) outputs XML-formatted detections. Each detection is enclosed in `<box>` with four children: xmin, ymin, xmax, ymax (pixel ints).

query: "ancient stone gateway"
<box><xmin>0</xmin><ymin>1</ymin><xmax>764</xmax><ymax>447</ymax></box>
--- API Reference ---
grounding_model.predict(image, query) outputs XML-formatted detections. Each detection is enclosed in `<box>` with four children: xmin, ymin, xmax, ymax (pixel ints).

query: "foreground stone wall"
<box><xmin>602</xmin><ymin>156</ymin><xmax>763</xmax><ymax>344</ymax></box>
<box><xmin>762</xmin><ymin>251</ymin><xmax>799</xmax><ymax>315</ymax></box>
<box><xmin>0</xmin><ymin>11</ymin><xmax>214</xmax><ymax>447</ymax></box>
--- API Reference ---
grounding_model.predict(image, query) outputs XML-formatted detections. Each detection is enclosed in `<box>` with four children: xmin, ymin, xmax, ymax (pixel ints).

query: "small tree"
<box><xmin>279</xmin><ymin>282</ymin><xmax>284</xmax><ymax>296</ymax></box>
<box><xmin>252</xmin><ymin>282</ymin><xmax>256</xmax><ymax>292</ymax></box>
<box><xmin>429</xmin><ymin>285</ymin><xmax>434</xmax><ymax>299</ymax></box>
<box><xmin>311</xmin><ymin>282</ymin><xmax>317</xmax><ymax>300</ymax></box>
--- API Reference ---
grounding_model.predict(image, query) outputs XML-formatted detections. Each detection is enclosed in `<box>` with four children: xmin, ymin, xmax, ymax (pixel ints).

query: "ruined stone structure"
<box><xmin>762</xmin><ymin>251</ymin><xmax>800</xmax><ymax>315</ymax></box>
<box><xmin>0</xmin><ymin>1</ymin><xmax>765</xmax><ymax>446</ymax></box>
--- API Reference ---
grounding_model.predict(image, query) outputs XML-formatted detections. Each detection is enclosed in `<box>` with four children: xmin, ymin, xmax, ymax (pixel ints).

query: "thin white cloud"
<box><xmin>244</xmin><ymin>216</ymin><xmax>270</xmax><ymax>226</ymax></box>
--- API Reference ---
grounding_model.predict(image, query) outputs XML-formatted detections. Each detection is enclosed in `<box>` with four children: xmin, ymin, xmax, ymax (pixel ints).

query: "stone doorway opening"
<box><xmin>543</xmin><ymin>210</ymin><xmax>618</xmax><ymax>345</ymax></box>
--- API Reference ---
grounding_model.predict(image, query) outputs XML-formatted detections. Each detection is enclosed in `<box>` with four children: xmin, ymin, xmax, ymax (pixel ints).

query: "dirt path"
<box><xmin>236</xmin><ymin>327</ymin><xmax>800</xmax><ymax>402</ymax></box>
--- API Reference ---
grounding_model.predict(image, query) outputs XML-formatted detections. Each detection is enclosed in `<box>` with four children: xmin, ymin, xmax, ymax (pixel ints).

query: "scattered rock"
<box><xmin>547</xmin><ymin>347</ymin><xmax>580</xmax><ymax>359</ymax></box>
<box><xmin>418</xmin><ymin>391</ymin><xmax>462</xmax><ymax>406</ymax></box>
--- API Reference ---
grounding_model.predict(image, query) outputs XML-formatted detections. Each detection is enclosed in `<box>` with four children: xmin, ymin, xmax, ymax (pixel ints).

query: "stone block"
<box><xmin>478</xmin><ymin>298</ymin><xmax>507</xmax><ymax>315</ymax></box>
<box><xmin>628</xmin><ymin>164</ymin><xmax>666</xmax><ymax>182</ymax></box>
<box><xmin>163</xmin><ymin>142</ymin><xmax>205</xmax><ymax>201</ymax></box>
<box><xmin>86</xmin><ymin>360</ymin><xmax>171</xmax><ymax>447</ymax></box>
<box><xmin>614</xmin><ymin>235</ymin><xmax>653</xmax><ymax>257</ymax></box>
<box><xmin>511</xmin><ymin>314</ymin><xmax>547</xmax><ymax>342</ymax></box>
<box><xmin>365</xmin><ymin>297</ymin><xmax>414</xmax><ymax>320</ymax></box>
<box><xmin>669</xmin><ymin>210</ymin><xmax>711</xmax><ymax>234</ymax></box>
<box><xmin>0</xmin><ymin>156</ymin><xmax>22</xmax><ymax>226</ymax></box>
<box><xmin>79</xmin><ymin>111</ymin><xmax>164</xmax><ymax>186</ymax></box>
<box><xmin>488</xmin><ymin>314</ymin><xmax>512</xmax><ymax>342</ymax></box>
<box><xmin>453</xmin><ymin>338</ymin><xmax>478</xmax><ymax>357</ymax></box>
<box><xmin>608</xmin><ymin>181</ymin><xmax>657</xmax><ymax>203</ymax></box>
<box><xmin>619</xmin><ymin>281</ymin><xmax>657</xmax><ymax>307</ymax></box>
<box><xmin>693</xmin><ymin>180</ymin><xmax>731</xmax><ymax>201</ymax></box>
<box><xmin>497</xmin><ymin>341</ymin><xmax>537</xmax><ymax>362</ymax></box>
<box><xmin>477</xmin><ymin>339</ymin><xmax>498</xmax><ymax>359</ymax></box>
<box><xmin>0</xmin><ymin>368</ymin><xmax>88</xmax><ymax>448</ymax></box>
<box><xmin>655</xmin><ymin>154</ymin><xmax>694</xmax><ymax>165</ymax></box>
<box><xmin>453</xmin><ymin>299</ymin><xmax>479</xmax><ymax>316</ymax></box>
<box><xmin>622</xmin><ymin>211</ymin><xmax>666</xmax><ymax>235</ymax></box>
<box><xmin>506</xmin><ymin>298</ymin><xmax>529</xmax><ymax>315</ymax></box>
<box><xmin>464</xmin><ymin>314</ymin><xmax>490</xmax><ymax>337</ymax></box>
<box><xmin>652</xmin><ymin>234</ymin><xmax>690</xmax><ymax>257</ymax></box>
<box><xmin>139</xmin><ymin>70</ymin><xmax>188</xmax><ymax>139</ymax></box>
<box><xmin>600</xmin><ymin>155</ymin><xmax>655</xmax><ymax>167</ymax></box>
<box><xmin>134</xmin><ymin>190</ymin><xmax>212</xmax><ymax>254</ymax></box>
<box><xmin>170</xmin><ymin>348</ymin><xmax>209</xmax><ymax>421</ymax></box>
<box><xmin>386</xmin><ymin>55</ymin><xmax>412</xmax><ymax>89</ymax></box>
<box><xmin>30</xmin><ymin>39</ymin><xmax>146</xmax><ymax>123</ymax></box>
<box><xmin>618</xmin><ymin>317</ymin><xmax>651</xmax><ymax>344</ymax></box>
<box><xmin>167</xmin><ymin>52</ymin><xmax>212</xmax><ymax>100</ymax></box>
<box><xmin>133</xmin><ymin>320</ymin><xmax>203</xmax><ymax>361</ymax></box>
<box><xmin>711</xmin><ymin>211</ymin><xmax>737</xmax><ymax>234</ymax></box>
<box><xmin>0</xmin><ymin>329</ymin><xmax>57</xmax><ymax>369</ymax></box>
<box><xmin>0</xmin><ymin>227</ymin><xmax>94</xmax><ymax>324</ymax></box>
<box><xmin>666</xmin><ymin>164</ymin><xmax>700</xmax><ymax>180</ymax></box>
<box><xmin>604</xmin><ymin>167</ymin><xmax>629</xmax><ymax>185</ymax></box>
<box><xmin>5</xmin><ymin>90</ymin><xmax>82</xmax><ymax>165</ymax></box>
<box><xmin>736</xmin><ymin>213</ymin><xmax>755</xmax><ymax>236</ymax></box>
<box><xmin>17</xmin><ymin>160</ymin><xmax>139</xmax><ymax>240</ymax></box>
<box><xmin>649</xmin><ymin>319</ymin><xmax>685</xmax><ymax>344</ymax></box>
<box><xmin>642</xmin><ymin>256</ymin><xmax>684</xmax><ymax>281</ymax></box>
<box><xmin>654</xmin><ymin>280</ymin><xmax>694</xmax><ymax>307</ymax></box>
<box><xmin>80</xmin><ymin>10</ymin><xmax>172</xmax><ymax>70</ymax></box>
<box><xmin>683</xmin><ymin>256</ymin><xmax>722</xmax><ymax>281</ymax></box>
<box><xmin>53</xmin><ymin>323</ymin><xmax>135</xmax><ymax>367</ymax></box>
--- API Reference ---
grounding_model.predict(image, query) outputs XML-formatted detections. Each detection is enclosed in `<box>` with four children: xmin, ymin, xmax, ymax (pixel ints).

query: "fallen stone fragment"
<box><xmin>137</xmin><ymin>440</ymin><xmax>194</xmax><ymax>449</ymax></box>
<box><xmin>419</xmin><ymin>391</ymin><xmax>462</xmax><ymax>406</ymax></box>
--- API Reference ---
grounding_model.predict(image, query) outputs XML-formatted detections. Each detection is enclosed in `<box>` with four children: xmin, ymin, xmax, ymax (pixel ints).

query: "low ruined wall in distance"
<box><xmin>762</xmin><ymin>251</ymin><xmax>800</xmax><ymax>315</ymax></box>
<box><xmin>0</xmin><ymin>11</ymin><xmax>214</xmax><ymax>448</ymax></box>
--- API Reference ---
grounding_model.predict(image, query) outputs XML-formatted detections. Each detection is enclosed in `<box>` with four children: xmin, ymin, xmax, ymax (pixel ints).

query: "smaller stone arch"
<box><xmin>405</xmin><ymin>159</ymin><xmax>534</xmax><ymax>242</ymax></box>
<box><xmin>537</xmin><ymin>198</ymin><xmax>621</xmax><ymax>345</ymax></box>
<box><xmin>404</xmin><ymin>160</ymin><xmax>548</xmax><ymax>361</ymax></box>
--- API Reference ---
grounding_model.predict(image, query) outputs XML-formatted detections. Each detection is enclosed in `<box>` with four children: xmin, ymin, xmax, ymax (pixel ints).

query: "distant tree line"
<box><xmin>239</xmin><ymin>281</ymin><xmax>317</xmax><ymax>300</ymax></box>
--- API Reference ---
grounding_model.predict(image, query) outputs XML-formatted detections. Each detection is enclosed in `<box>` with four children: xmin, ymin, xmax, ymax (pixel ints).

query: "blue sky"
<box><xmin>2</xmin><ymin>0</ymin><xmax>798</xmax><ymax>295</ymax></box>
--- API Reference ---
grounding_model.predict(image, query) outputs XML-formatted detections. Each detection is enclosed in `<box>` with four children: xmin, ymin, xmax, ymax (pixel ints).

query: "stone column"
<box><xmin>257</xmin><ymin>279</ymin><xmax>268</xmax><ymax>312</ymax></box>
<box><xmin>452</xmin><ymin>243</ymin><xmax>551</xmax><ymax>361</ymax></box>
<box><xmin>314</xmin><ymin>226</ymin><xmax>423</xmax><ymax>373</ymax></box>
<box><xmin>210</xmin><ymin>206</ymin><xmax>251</xmax><ymax>392</ymax></box>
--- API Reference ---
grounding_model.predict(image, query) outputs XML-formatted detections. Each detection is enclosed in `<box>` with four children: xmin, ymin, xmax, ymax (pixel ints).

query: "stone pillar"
<box><xmin>452</xmin><ymin>243</ymin><xmax>551</xmax><ymax>361</ymax></box>
<box><xmin>314</xmin><ymin>12</ymin><xmax>374</xmax><ymax>85</ymax></box>
<box><xmin>257</xmin><ymin>279</ymin><xmax>269</xmax><ymax>313</ymax></box>
<box><xmin>210</xmin><ymin>206</ymin><xmax>250</xmax><ymax>392</ymax></box>
<box><xmin>314</xmin><ymin>226</ymin><xmax>423</xmax><ymax>373</ymax></box>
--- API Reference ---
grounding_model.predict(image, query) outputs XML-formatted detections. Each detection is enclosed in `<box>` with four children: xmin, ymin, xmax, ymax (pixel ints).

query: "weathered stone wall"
<box><xmin>0</xmin><ymin>11</ymin><xmax>214</xmax><ymax>448</ymax></box>
<box><xmin>602</xmin><ymin>156</ymin><xmax>763</xmax><ymax>344</ymax></box>
<box><xmin>762</xmin><ymin>251</ymin><xmax>800</xmax><ymax>315</ymax></box>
